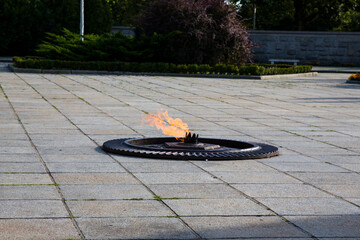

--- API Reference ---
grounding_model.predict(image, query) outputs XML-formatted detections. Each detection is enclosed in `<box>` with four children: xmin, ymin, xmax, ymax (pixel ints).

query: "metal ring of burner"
<box><xmin>102</xmin><ymin>137</ymin><xmax>279</xmax><ymax>160</ymax></box>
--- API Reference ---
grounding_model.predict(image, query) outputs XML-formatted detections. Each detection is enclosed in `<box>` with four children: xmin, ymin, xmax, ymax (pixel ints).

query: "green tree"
<box><xmin>336</xmin><ymin>0</ymin><xmax>360</xmax><ymax>31</ymax></box>
<box><xmin>106</xmin><ymin>0</ymin><xmax>150</xmax><ymax>26</ymax></box>
<box><xmin>231</xmin><ymin>0</ymin><xmax>359</xmax><ymax>31</ymax></box>
<box><xmin>231</xmin><ymin>0</ymin><xmax>294</xmax><ymax>30</ymax></box>
<box><xmin>0</xmin><ymin>0</ymin><xmax>112</xmax><ymax>56</ymax></box>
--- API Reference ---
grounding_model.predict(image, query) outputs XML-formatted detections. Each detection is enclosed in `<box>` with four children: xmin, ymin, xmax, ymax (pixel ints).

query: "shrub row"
<box><xmin>13</xmin><ymin>57</ymin><xmax>312</xmax><ymax>76</ymax></box>
<box><xmin>36</xmin><ymin>29</ymin><xmax>180</xmax><ymax>63</ymax></box>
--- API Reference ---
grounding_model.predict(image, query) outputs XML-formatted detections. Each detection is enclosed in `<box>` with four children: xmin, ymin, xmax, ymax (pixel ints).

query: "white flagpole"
<box><xmin>80</xmin><ymin>0</ymin><xmax>84</xmax><ymax>41</ymax></box>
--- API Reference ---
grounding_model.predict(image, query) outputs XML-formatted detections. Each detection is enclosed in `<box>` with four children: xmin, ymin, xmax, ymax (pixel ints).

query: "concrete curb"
<box><xmin>8</xmin><ymin>64</ymin><xmax>318</xmax><ymax>80</ymax></box>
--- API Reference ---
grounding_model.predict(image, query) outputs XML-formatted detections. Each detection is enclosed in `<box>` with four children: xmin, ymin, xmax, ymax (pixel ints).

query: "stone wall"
<box><xmin>111</xmin><ymin>26</ymin><xmax>135</xmax><ymax>37</ymax></box>
<box><xmin>249</xmin><ymin>30</ymin><xmax>360</xmax><ymax>66</ymax></box>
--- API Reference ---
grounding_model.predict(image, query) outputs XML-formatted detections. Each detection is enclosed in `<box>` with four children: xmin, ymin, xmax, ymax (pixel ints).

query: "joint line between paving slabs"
<box><xmin>186</xmin><ymin>160</ymin><xmax>318</xmax><ymax>239</ymax></box>
<box><xmin>103</xmin><ymin>74</ymin><xmax>360</xmax><ymax>157</ymax></box>
<box><xmin>257</xmin><ymin>160</ymin><xmax>360</xmax><ymax>209</ymax></box>
<box><xmin>48</xmin><ymin>74</ymin><xmax>143</xmax><ymax>136</ymax></box>
<box><xmin>22</xmin><ymin>74</ymin><xmax>204</xmax><ymax>239</ymax></box>
<box><xmin>59</xmin><ymin>74</ymin><xmax>324</xmax><ymax>238</ymax></box>
<box><xmin>9</xmin><ymin>73</ymin><xmax>87</xmax><ymax>239</ymax></box>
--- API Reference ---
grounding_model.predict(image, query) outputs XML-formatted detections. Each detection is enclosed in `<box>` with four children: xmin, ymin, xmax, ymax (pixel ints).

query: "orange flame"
<box><xmin>142</xmin><ymin>110</ymin><xmax>189</xmax><ymax>141</ymax></box>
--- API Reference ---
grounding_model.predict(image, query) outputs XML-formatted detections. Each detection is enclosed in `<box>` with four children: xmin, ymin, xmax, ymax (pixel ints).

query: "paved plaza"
<box><xmin>0</xmin><ymin>62</ymin><xmax>359</xmax><ymax>239</ymax></box>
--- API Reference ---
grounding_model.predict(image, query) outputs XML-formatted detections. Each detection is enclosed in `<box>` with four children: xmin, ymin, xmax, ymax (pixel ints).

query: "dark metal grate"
<box><xmin>102</xmin><ymin>137</ymin><xmax>279</xmax><ymax>160</ymax></box>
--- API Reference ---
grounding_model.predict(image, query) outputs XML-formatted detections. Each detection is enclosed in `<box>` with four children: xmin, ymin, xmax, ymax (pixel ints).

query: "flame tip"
<box><xmin>143</xmin><ymin>110</ymin><xmax>189</xmax><ymax>141</ymax></box>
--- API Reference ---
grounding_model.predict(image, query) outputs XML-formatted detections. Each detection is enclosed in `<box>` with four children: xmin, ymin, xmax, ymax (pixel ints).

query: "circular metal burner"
<box><xmin>102</xmin><ymin>137</ymin><xmax>279</xmax><ymax>160</ymax></box>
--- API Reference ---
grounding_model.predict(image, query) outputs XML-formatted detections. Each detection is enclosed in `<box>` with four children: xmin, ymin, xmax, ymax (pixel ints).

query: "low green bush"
<box><xmin>13</xmin><ymin>57</ymin><xmax>312</xmax><ymax>76</ymax></box>
<box><xmin>36</xmin><ymin>29</ymin><xmax>181</xmax><ymax>63</ymax></box>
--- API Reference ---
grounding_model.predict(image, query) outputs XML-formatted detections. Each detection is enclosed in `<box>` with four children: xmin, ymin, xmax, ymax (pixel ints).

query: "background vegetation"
<box><xmin>0</xmin><ymin>0</ymin><xmax>111</xmax><ymax>56</ymax></box>
<box><xmin>230</xmin><ymin>0</ymin><xmax>360</xmax><ymax>31</ymax></box>
<box><xmin>1</xmin><ymin>0</ymin><xmax>359</xmax><ymax>58</ymax></box>
<box><xmin>36</xmin><ymin>29</ymin><xmax>179</xmax><ymax>62</ymax></box>
<box><xmin>13</xmin><ymin>56</ymin><xmax>312</xmax><ymax>76</ymax></box>
<box><xmin>137</xmin><ymin>0</ymin><xmax>253</xmax><ymax>65</ymax></box>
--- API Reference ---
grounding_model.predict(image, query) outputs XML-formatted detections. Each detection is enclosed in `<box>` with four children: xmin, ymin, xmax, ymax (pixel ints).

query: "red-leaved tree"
<box><xmin>137</xmin><ymin>0</ymin><xmax>253</xmax><ymax>65</ymax></box>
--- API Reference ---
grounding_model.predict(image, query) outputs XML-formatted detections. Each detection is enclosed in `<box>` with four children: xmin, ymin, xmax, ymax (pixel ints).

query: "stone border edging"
<box><xmin>8</xmin><ymin>64</ymin><xmax>318</xmax><ymax>80</ymax></box>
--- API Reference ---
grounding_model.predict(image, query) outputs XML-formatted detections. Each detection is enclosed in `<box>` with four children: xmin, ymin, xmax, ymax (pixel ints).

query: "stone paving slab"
<box><xmin>0</xmin><ymin>173</ymin><xmax>53</xmax><ymax>185</ymax></box>
<box><xmin>60</xmin><ymin>184</ymin><xmax>154</xmax><ymax>200</ymax></box>
<box><xmin>182</xmin><ymin>216</ymin><xmax>309</xmax><ymax>238</ymax></box>
<box><xmin>0</xmin><ymin>64</ymin><xmax>360</xmax><ymax>239</ymax></box>
<box><xmin>163</xmin><ymin>198</ymin><xmax>271</xmax><ymax>216</ymax></box>
<box><xmin>0</xmin><ymin>185</ymin><xmax>60</xmax><ymax>200</ymax></box>
<box><xmin>52</xmin><ymin>173</ymin><xmax>139</xmax><ymax>185</ymax></box>
<box><xmin>258</xmin><ymin>198</ymin><xmax>360</xmax><ymax>215</ymax></box>
<box><xmin>68</xmin><ymin>200</ymin><xmax>175</xmax><ymax>217</ymax></box>
<box><xmin>149</xmin><ymin>183</ymin><xmax>245</xmax><ymax>199</ymax></box>
<box><xmin>77</xmin><ymin>217</ymin><xmax>198</xmax><ymax>239</ymax></box>
<box><xmin>286</xmin><ymin>215</ymin><xmax>360</xmax><ymax>238</ymax></box>
<box><xmin>0</xmin><ymin>200</ymin><xmax>68</xmax><ymax>218</ymax></box>
<box><xmin>0</xmin><ymin>219</ymin><xmax>80</xmax><ymax>240</ymax></box>
<box><xmin>232</xmin><ymin>183</ymin><xmax>333</xmax><ymax>198</ymax></box>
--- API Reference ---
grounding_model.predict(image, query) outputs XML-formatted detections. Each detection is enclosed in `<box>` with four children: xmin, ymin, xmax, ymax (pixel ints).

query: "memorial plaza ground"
<box><xmin>0</xmin><ymin>62</ymin><xmax>359</xmax><ymax>239</ymax></box>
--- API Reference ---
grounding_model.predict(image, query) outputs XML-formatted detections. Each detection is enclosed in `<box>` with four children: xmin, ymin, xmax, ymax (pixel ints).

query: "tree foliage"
<box><xmin>0</xmin><ymin>0</ymin><xmax>112</xmax><ymax>56</ymax></box>
<box><xmin>137</xmin><ymin>0</ymin><xmax>253</xmax><ymax>65</ymax></box>
<box><xmin>106</xmin><ymin>0</ymin><xmax>150</xmax><ymax>26</ymax></box>
<box><xmin>231</xmin><ymin>0</ymin><xmax>360</xmax><ymax>31</ymax></box>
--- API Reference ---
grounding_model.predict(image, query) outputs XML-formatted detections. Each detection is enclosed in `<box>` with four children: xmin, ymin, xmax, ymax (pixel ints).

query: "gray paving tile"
<box><xmin>258</xmin><ymin>198</ymin><xmax>360</xmax><ymax>215</ymax></box>
<box><xmin>68</xmin><ymin>200</ymin><xmax>174</xmax><ymax>217</ymax></box>
<box><xmin>210</xmin><ymin>238</ymin><xmax>313</xmax><ymax>240</ymax></box>
<box><xmin>0</xmin><ymin>185</ymin><xmax>60</xmax><ymax>199</ymax></box>
<box><xmin>41</xmin><ymin>154</ymin><xmax>115</xmax><ymax>163</ymax></box>
<box><xmin>318</xmin><ymin>155</ymin><xmax>360</xmax><ymax>164</ymax></box>
<box><xmin>46</xmin><ymin>162</ymin><xmax>126</xmax><ymax>173</ymax></box>
<box><xmin>345</xmin><ymin>198</ymin><xmax>360</xmax><ymax>206</ymax></box>
<box><xmin>232</xmin><ymin>183</ymin><xmax>332</xmax><ymax>198</ymax></box>
<box><xmin>290</xmin><ymin>172</ymin><xmax>360</xmax><ymax>185</ymax></box>
<box><xmin>264</xmin><ymin>162</ymin><xmax>347</xmax><ymax>172</ymax></box>
<box><xmin>0</xmin><ymin>153</ymin><xmax>39</xmax><ymax>162</ymax></box>
<box><xmin>77</xmin><ymin>217</ymin><xmax>197</xmax><ymax>239</ymax></box>
<box><xmin>149</xmin><ymin>183</ymin><xmax>244</xmax><ymax>199</ymax></box>
<box><xmin>0</xmin><ymin>173</ymin><xmax>53</xmax><ymax>185</ymax></box>
<box><xmin>258</xmin><ymin>154</ymin><xmax>320</xmax><ymax>163</ymax></box>
<box><xmin>53</xmin><ymin>172</ymin><xmax>138</xmax><ymax>184</ymax></box>
<box><xmin>0</xmin><ymin>219</ymin><xmax>80</xmax><ymax>240</ymax></box>
<box><xmin>193</xmin><ymin>160</ymin><xmax>275</xmax><ymax>172</ymax></box>
<box><xmin>3</xmin><ymin>69</ymin><xmax>360</xmax><ymax>239</ymax></box>
<box><xmin>182</xmin><ymin>216</ymin><xmax>309</xmax><ymax>238</ymax></box>
<box><xmin>212</xmin><ymin>171</ymin><xmax>301</xmax><ymax>184</ymax></box>
<box><xmin>0</xmin><ymin>133</ymin><xmax>29</xmax><ymax>140</ymax></box>
<box><xmin>134</xmin><ymin>172</ymin><xmax>221</xmax><ymax>184</ymax></box>
<box><xmin>164</xmin><ymin>198</ymin><xmax>271</xmax><ymax>216</ymax></box>
<box><xmin>287</xmin><ymin>215</ymin><xmax>360</xmax><ymax>238</ymax></box>
<box><xmin>0</xmin><ymin>140</ymin><xmax>32</xmax><ymax>147</ymax></box>
<box><xmin>334</xmin><ymin>163</ymin><xmax>360</xmax><ymax>172</ymax></box>
<box><xmin>0</xmin><ymin>162</ymin><xmax>46</xmax><ymax>173</ymax></box>
<box><xmin>60</xmin><ymin>184</ymin><xmax>153</xmax><ymax>200</ymax></box>
<box><xmin>0</xmin><ymin>146</ymin><xmax>35</xmax><ymax>154</ymax></box>
<box><xmin>317</xmin><ymin>184</ymin><xmax>360</xmax><ymax>197</ymax></box>
<box><xmin>121</xmin><ymin>161</ymin><xmax>203</xmax><ymax>173</ymax></box>
<box><xmin>0</xmin><ymin>200</ymin><xmax>68</xmax><ymax>218</ymax></box>
<box><xmin>36</xmin><ymin>146</ymin><xmax>108</xmax><ymax>155</ymax></box>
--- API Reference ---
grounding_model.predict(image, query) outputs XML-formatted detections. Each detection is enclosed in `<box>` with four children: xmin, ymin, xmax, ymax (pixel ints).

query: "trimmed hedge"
<box><xmin>13</xmin><ymin>57</ymin><xmax>312</xmax><ymax>76</ymax></box>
